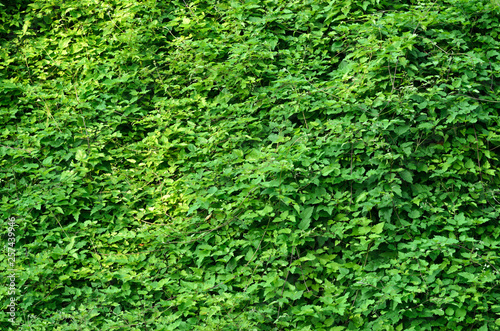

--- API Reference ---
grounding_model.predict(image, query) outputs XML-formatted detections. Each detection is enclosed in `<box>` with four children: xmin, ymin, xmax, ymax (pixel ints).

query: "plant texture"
<box><xmin>1</xmin><ymin>0</ymin><xmax>500</xmax><ymax>330</ymax></box>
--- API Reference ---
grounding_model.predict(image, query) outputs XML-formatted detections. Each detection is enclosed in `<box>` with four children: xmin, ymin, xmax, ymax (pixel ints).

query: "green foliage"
<box><xmin>1</xmin><ymin>0</ymin><xmax>500</xmax><ymax>329</ymax></box>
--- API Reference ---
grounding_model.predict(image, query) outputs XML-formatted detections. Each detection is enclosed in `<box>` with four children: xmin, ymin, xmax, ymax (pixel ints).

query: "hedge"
<box><xmin>1</xmin><ymin>0</ymin><xmax>500</xmax><ymax>329</ymax></box>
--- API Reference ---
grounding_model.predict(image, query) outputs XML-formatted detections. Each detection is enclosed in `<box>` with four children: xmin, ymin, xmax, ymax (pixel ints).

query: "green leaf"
<box><xmin>65</xmin><ymin>237</ymin><xmax>76</xmax><ymax>252</ymax></box>
<box><xmin>22</xmin><ymin>20</ymin><xmax>30</xmax><ymax>35</ymax></box>
<box><xmin>245</xmin><ymin>248</ymin><xmax>254</xmax><ymax>261</ymax></box>
<box><xmin>298</xmin><ymin>206</ymin><xmax>314</xmax><ymax>230</ymax></box>
<box><xmin>322</xmin><ymin>164</ymin><xmax>339</xmax><ymax>176</ymax></box>
<box><xmin>454</xmin><ymin>213</ymin><xmax>466</xmax><ymax>225</ymax></box>
<box><xmin>400</xmin><ymin>170</ymin><xmax>413</xmax><ymax>183</ymax></box>
<box><xmin>465</xmin><ymin>159</ymin><xmax>475</xmax><ymax>169</ymax></box>
<box><xmin>372</xmin><ymin>222</ymin><xmax>385</xmax><ymax>234</ymax></box>
<box><xmin>72</xmin><ymin>210</ymin><xmax>81</xmax><ymax>222</ymax></box>
<box><xmin>42</xmin><ymin>156</ymin><xmax>54</xmax><ymax>166</ymax></box>
<box><xmin>257</xmin><ymin>205</ymin><xmax>273</xmax><ymax>216</ymax></box>
<box><xmin>75</xmin><ymin>149</ymin><xmax>87</xmax><ymax>161</ymax></box>
<box><xmin>395</xmin><ymin>125</ymin><xmax>410</xmax><ymax>136</ymax></box>
<box><xmin>478</xmin><ymin>324</ymin><xmax>488</xmax><ymax>331</ymax></box>
<box><xmin>408</xmin><ymin>210</ymin><xmax>421</xmax><ymax>219</ymax></box>
<box><xmin>379</xmin><ymin>208</ymin><xmax>393</xmax><ymax>223</ymax></box>
<box><xmin>392</xmin><ymin>184</ymin><xmax>402</xmax><ymax>197</ymax></box>
<box><xmin>356</xmin><ymin>192</ymin><xmax>368</xmax><ymax>203</ymax></box>
<box><xmin>455</xmin><ymin>307</ymin><xmax>466</xmax><ymax>319</ymax></box>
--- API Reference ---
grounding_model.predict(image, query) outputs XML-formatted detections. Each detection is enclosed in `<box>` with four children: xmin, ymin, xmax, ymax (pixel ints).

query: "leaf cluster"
<box><xmin>1</xmin><ymin>0</ymin><xmax>500</xmax><ymax>330</ymax></box>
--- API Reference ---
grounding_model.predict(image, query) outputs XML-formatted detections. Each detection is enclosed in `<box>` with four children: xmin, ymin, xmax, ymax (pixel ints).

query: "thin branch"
<box><xmin>457</xmin><ymin>94</ymin><xmax>500</xmax><ymax>104</ymax></box>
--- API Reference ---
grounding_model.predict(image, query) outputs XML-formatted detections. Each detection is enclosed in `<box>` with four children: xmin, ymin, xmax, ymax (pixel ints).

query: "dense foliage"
<box><xmin>2</xmin><ymin>0</ymin><xmax>500</xmax><ymax>329</ymax></box>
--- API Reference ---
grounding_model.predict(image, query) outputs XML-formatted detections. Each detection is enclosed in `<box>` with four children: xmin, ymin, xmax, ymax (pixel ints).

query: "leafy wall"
<box><xmin>1</xmin><ymin>0</ymin><xmax>500</xmax><ymax>330</ymax></box>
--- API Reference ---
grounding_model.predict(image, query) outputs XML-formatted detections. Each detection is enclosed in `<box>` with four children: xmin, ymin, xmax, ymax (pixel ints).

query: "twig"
<box><xmin>457</xmin><ymin>94</ymin><xmax>500</xmax><ymax>104</ymax></box>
